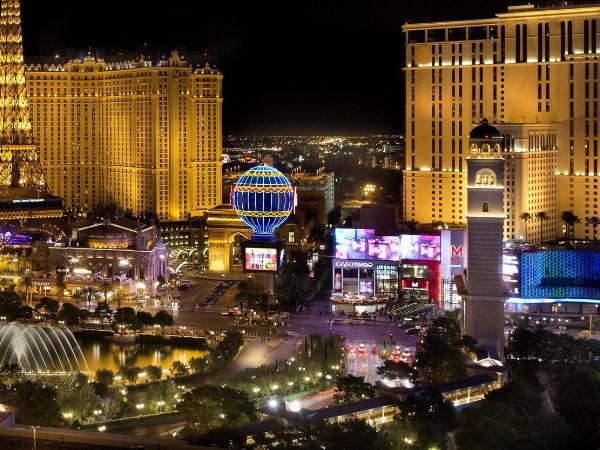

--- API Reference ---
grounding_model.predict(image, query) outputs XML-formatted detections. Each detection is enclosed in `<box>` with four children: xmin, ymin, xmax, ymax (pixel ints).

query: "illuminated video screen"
<box><xmin>367</xmin><ymin>236</ymin><xmax>401</xmax><ymax>261</ymax></box>
<box><xmin>244</xmin><ymin>247</ymin><xmax>278</xmax><ymax>272</ymax></box>
<box><xmin>334</xmin><ymin>228</ymin><xmax>375</xmax><ymax>260</ymax></box>
<box><xmin>333</xmin><ymin>229</ymin><xmax>441</xmax><ymax>262</ymax></box>
<box><xmin>520</xmin><ymin>250</ymin><xmax>600</xmax><ymax>299</ymax></box>
<box><xmin>400</xmin><ymin>235</ymin><xmax>441</xmax><ymax>261</ymax></box>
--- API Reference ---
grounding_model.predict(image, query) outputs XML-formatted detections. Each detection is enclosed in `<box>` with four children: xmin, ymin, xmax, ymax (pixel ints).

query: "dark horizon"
<box><xmin>21</xmin><ymin>0</ymin><xmax>554</xmax><ymax>136</ymax></box>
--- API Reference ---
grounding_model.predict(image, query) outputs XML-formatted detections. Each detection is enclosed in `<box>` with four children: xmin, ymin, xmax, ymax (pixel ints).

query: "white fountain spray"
<box><xmin>0</xmin><ymin>323</ymin><xmax>88</xmax><ymax>374</ymax></box>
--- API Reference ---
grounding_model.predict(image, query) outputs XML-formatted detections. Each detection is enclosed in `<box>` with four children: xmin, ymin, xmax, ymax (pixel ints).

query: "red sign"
<box><xmin>451</xmin><ymin>245</ymin><xmax>463</xmax><ymax>257</ymax></box>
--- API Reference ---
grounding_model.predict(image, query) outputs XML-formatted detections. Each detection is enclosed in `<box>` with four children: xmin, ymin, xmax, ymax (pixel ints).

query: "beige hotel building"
<box><xmin>403</xmin><ymin>3</ymin><xmax>600</xmax><ymax>243</ymax></box>
<box><xmin>24</xmin><ymin>50</ymin><xmax>222</xmax><ymax>223</ymax></box>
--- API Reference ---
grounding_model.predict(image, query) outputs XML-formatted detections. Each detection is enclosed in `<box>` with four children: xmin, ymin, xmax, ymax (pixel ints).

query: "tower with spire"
<box><xmin>0</xmin><ymin>0</ymin><xmax>61</xmax><ymax>219</ymax></box>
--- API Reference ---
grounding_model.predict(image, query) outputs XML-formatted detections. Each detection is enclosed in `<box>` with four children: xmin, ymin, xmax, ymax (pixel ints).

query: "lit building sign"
<box><xmin>244</xmin><ymin>247</ymin><xmax>278</xmax><ymax>272</ymax></box>
<box><xmin>502</xmin><ymin>252</ymin><xmax>520</xmax><ymax>295</ymax></box>
<box><xmin>334</xmin><ymin>261</ymin><xmax>374</xmax><ymax>269</ymax></box>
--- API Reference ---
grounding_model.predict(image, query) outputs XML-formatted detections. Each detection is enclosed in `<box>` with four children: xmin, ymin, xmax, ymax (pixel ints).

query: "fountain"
<box><xmin>0</xmin><ymin>323</ymin><xmax>88</xmax><ymax>374</ymax></box>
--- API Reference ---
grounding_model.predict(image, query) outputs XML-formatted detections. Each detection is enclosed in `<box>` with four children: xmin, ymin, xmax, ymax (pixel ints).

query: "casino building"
<box><xmin>331</xmin><ymin>227</ymin><xmax>467</xmax><ymax>312</ymax></box>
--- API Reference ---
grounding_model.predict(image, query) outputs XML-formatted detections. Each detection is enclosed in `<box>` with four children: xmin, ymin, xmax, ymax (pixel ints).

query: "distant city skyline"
<box><xmin>20</xmin><ymin>0</ymin><xmax>521</xmax><ymax>135</ymax></box>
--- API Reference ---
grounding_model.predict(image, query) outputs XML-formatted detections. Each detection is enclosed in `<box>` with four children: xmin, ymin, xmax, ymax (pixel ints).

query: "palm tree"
<box><xmin>519</xmin><ymin>212</ymin><xmax>532</xmax><ymax>242</ymax></box>
<box><xmin>536</xmin><ymin>211</ymin><xmax>549</xmax><ymax>242</ymax></box>
<box><xmin>22</xmin><ymin>275</ymin><xmax>32</xmax><ymax>306</ymax></box>
<box><xmin>55</xmin><ymin>278</ymin><xmax>66</xmax><ymax>306</ymax></box>
<box><xmin>79</xmin><ymin>287</ymin><xmax>98</xmax><ymax>311</ymax></box>
<box><xmin>99</xmin><ymin>280</ymin><xmax>114</xmax><ymax>303</ymax></box>
<box><xmin>561</xmin><ymin>210</ymin><xmax>581</xmax><ymax>246</ymax></box>
<box><xmin>587</xmin><ymin>216</ymin><xmax>600</xmax><ymax>242</ymax></box>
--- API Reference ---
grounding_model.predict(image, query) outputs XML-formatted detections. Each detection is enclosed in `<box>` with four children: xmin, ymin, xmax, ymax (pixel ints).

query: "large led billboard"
<box><xmin>334</xmin><ymin>228</ymin><xmax>375</xmax><ymax>260</ymax></box>
<box><xmin>400</xmin><ymin>235</ymin><xmax>441</xmax><ymax>261</ymax></box>
<box><xmin>334</xmin><ymin>229</ymin><xmax>441</xmax><ymax>262</ymax></box>
<box><xmin>520</xmin><ymin>250</ymin><xmax>600</xmax><ymax>300</ymax></box>
<box><xmin>244</xmin><ymin>247</ymin><xmax>278</xmax><ymax>272</ymax></box>
<box><xmin>367</xmin><ymin>236</ymin><xmax>401</xmax><ymax>260</ymax></box>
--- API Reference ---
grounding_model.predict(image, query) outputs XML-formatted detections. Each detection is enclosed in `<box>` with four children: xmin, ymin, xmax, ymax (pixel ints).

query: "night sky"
<box><xmin>21</xmin><ymin>0</ymin><xmax>529</xmax><ymax>135</ymax></box>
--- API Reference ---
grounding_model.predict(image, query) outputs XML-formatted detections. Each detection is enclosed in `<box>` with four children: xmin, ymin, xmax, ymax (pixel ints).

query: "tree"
<box><xmin>99</xmin><ymin>280</ymin><xmax>113</xmax><ymax>303</ymax></box>
<box><xmin>95</xmin><ymin>369</ymin><xmax>115</xmax><ymax>387</ymax></box>
<box><xmin>414</xmin><ymin>313</ymin><xmax>470</xmax><ymax>385</ymax></box>
<box><xmin>55</xmin><ymin>373</ymin><xmax>100</xmax><ymax>423</ymax></box>
<box><xmin>171</xmin><ymin>360</ymin><xmax>188</xmax><ymax>376</ymax></box>
<box><xmin>212</xmin><ymin>330</ymin><xmax>244</xmax><ymax>362</ymax></box>
<box><xmin>77</xmin><ymin>287</ymin><xmax>98</xmax><ymax>310</ymax></box>
<box><xmin>587</xmin><ymin>216</ymin><xmax>600</xmax><ymax>242</ymax></box>
<box><xmin>235</xmin><ymin>278</ymin><xmax>268</xmax><ymax>318</ymax></box>
<box><xmin>94</xmin><ymin>301</ymin><xmax>112</xmax><ymax>317</ymax></box>
<box><xmin>393</xmin><ymin>391</ymin><xmax>457</xmax><ymax>450</ymax></box>
<box><xmin>415</xmin><ymin>334</ymin><xmax>467</xmax><ymax>385</ymax></box>
<box><xmin>146</xmin><ymin>380</ymin><xmax>179</xmax><ymax>412</ymax></box>
<box><xmin>0</xmin><ymin>380</ymin><xmax>63</xmax><ymax>427</ymax></box>
<box><xmin>114</xmin><ymin>307</ymin><xmax>137</xmax><ymax>325</ymax></box>
<box><xmin>561</xmin><ymin>210</ymin><xmax>581</xmax><ymax>246</ymax></box>
<box><xmin>189</xmin><ymin>356</ymin><xmax>210</xmax><ymax>374</ymax></box>
<box><xmin>552</xmin><ymin>366</ymin><xmax>600</xmax><ymax>448</ymax></box>
<box><xmin>519</xmin><ymin>212</ymin><xmax>532</xmax><ymax>242</ymax></box>
<box><xmin>263</xmin><ymin>418</ymin><xmax>393</xmax><ymax>450</ymax></box>
<box><xmin>455</xmin><ymin>378</ymin><xmax>572</xmax><ymax>450</ymax></box>
<box><xmin>0</xmin><ymin>363</ymin><xmax>21</xmax><ymax>385</ymax></box>
<box><xmin>144</xmin><ymin>365</ymin><xmax>162</xmax><ymax>381</ymax></box>
<box><xmin>119</xmin><ymin>366</ymin><xmax>141</xmax><ymax>383</ymax></box>
<box><xmin>113</xmin><ymin>289</ymin><xmax>126</xmax><ymax>310</ymax></box>
<box><xmin>21</xmin><ymin>275</ymin><xmax>32</xmax><ymax>304</ymax></box>
<box><xmin>335</xmin><ymin>374</ymin><xmax>375</xmax><ymax>403</ymax></box>
<box><xmin>55</xmin><ymin>278</ymin><xmax>66</xmax><ymax>306</ymax></box>
<box><xmin>35</xmin><ymin>297</ymin><xmax>59</xmax><ymax>318</ymax></box>
<box><xmin>136</xmin><ymin>311</ymin><xmax>154</xmax><ymax>327</ymax></box>
<box><xmin>154</xmin><ymin>310</ymin><xmax>174</xmax><ymax>327</ymax></box>
<box><xmin>377</xmin><ymin>360</ymin><xmax>414</xmax><ymax>381</ymax></box>
<box><xmin>180</xmin><ymin>385</ymin><xmax>257</xmax><ymax>438</ymax></box>
<box><xmin>536</xmin><ymin>211</ymin><xmax>549</xmax><ymax>242</ymax></box>
<box><xmin>0</xmin><ymin>290</ymin><xmax>23</xmax><ymax>321</ymax></box>
<box><xmin>274</xmin><ymin>252</ymin><xmax>314</xmax><ymax>311</ymax></box>
<box><xmin>58</xmin><ymin>302</ymin><xmax>82</xmax><ymax>326</ymax></box>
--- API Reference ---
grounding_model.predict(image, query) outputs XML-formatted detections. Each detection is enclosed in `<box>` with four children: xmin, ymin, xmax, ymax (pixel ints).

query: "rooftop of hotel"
<box><xmin>403</xmin><ymin>2</ymin><xmax>600</xmax><ymax>30</ymax></box>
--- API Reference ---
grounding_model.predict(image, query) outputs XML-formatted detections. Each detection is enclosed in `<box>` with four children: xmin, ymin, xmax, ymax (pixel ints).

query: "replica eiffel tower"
<box><xmin>0</xmin><ymin>0</ymin><xmax>62</xmax><ymax>220</ymax></box>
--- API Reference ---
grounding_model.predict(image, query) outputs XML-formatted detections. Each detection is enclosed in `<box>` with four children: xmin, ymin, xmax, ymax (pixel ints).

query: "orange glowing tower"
<box><xmin>0</xmin><ymin>0</ymin><xmax>61</xmax><ymax>219</ymax></box>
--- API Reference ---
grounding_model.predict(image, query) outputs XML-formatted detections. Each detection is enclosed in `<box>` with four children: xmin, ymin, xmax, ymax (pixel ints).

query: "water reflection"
<box><xmin>78</xmin><ymin>340</ymin><xmax>207</xmax><ymax>373</ymax></box>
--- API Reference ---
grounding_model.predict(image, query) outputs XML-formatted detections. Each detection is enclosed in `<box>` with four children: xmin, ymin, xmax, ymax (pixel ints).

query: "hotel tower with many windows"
<box><xmin>403</xmin><ymin>3</ymin><xmax>600</xmax><ymax>243</ymax></box>
<box><xmin>24</xmin><ymin>49</ymin><xmax>223</xmax><ymax>222</ymax></box>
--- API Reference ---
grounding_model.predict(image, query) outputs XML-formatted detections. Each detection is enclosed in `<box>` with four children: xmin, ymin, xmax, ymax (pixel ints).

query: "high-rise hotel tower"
<box><xmin>403</xmin><ymin>3</ymin><xmax>600</xmax><ymax>243</ymax></box>
<box><xmin>24</xmin><ymin>50</ymin><xmax>222</xmax><ymax>222</ymax></box>
<box><xmin>15</xmin><ymin>0</ymin><xmax>223</xmax><ymax>223</ymax></box>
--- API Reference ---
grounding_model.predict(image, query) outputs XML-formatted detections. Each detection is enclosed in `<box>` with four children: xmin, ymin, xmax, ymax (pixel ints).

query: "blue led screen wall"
<box><xmin>520</xmin><ymin>251</ymin><xmax>600</xmax><ymax>299</ymax></box>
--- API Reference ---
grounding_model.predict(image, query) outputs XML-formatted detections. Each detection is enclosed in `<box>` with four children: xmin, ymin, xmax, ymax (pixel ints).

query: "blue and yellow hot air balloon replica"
<box><xmin>232</xmin><ymin>164</ymin><xmax>295</xmax><ymax>241</ymax></box>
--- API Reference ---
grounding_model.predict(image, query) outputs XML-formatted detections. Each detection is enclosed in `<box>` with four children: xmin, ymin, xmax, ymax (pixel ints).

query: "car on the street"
<box><xmin>179</xmin><ymin>280</ymin><xmax>194</xmax><ymax>288</ymax></box>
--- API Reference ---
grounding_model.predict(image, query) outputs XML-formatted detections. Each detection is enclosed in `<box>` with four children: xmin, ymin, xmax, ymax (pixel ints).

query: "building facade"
<box><xmin>24</xmin><ymin>50</ymin><xmax>223</xmax><ymax>222</ymax></box>
<box><xmin>403</xmin><ymin>3</ymin><xmax>600</xmax><ymax>242</ymax></box>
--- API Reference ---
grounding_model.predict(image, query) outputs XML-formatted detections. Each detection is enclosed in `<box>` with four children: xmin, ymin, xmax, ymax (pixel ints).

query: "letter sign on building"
<box><xmin>451</xmin><ymin>245</ymin><xmax>463</xmax><ymax>257</ymax></box>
